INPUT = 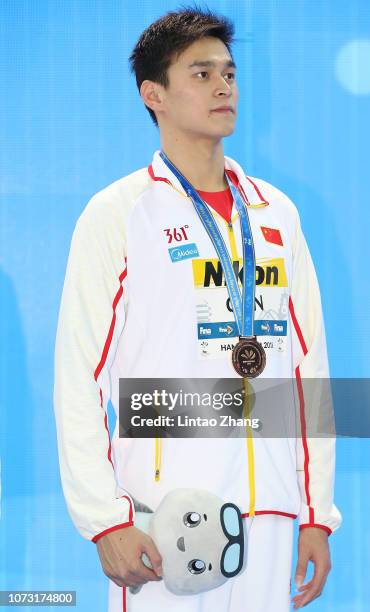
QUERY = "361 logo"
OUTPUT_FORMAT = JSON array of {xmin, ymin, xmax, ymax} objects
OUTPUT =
[{"xmin": 164, "ymin": 225, "xmax": 189, "ymax": 244}]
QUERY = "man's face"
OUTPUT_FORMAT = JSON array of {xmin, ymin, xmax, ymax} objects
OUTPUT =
[{"xmin": 157, "ymin": 36, "xmax": 238, "ymax": 138}]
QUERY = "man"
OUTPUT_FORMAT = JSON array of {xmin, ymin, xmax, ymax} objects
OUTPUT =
[{"xmin": 54, "ymin": 7, "xmax": 341, "ymax": 612}]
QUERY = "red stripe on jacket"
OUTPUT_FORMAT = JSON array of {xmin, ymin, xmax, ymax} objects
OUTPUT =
[
  {"xmin": 245, "ymin": 176, "xmax": 266, "ymax": 202},
  {"xmin": 94, "ymin": 267, "xmax": 127, "ymax": 381},
  {"xmin": 90, "ymin": 265, "xmax": 134, "ymax": 542},
  {"xmin": 289, "ymin": 296, "xmax": 315, "ymax": 524},
  {"xmin": 94, "ymin": 266, "xmax": 127, "ymax": 468},
  {"xmin": 148, "ymin": 164, "xmax": 269, "ymax": 207}
]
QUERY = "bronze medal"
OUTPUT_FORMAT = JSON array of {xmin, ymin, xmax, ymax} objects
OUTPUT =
[{"xmin": 232, "ymin": 337, "xmax": 266, "ymax": 378}]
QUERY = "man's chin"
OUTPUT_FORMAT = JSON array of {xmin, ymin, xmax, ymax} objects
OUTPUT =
[
  {"xmin": 223, "ymin": 124, "xmax": 236, "ymax": 136},
  {"xmin": 214, "ymin": 125, "xmax": 236, "ymax": 139},
  {"xmin": 214, "ymin": 119, "xmax": 237, "ymax": 138},
  {"xmin": 186, "ymin": 123, "xmax": 236, "ymax": 140}
]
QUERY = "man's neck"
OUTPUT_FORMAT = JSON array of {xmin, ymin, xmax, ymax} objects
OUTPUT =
[{"xmin": 160, "ymin": 131, "xmax": 228, "ymax": 192}]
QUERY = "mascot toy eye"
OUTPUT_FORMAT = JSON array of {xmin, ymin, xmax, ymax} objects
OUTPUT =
[
  {"xmin": 130, "ymin": 488, "xmax": 247, "ymax": 597},
  {"xmin": 183, "ymin": 511, "xmax": 202, "ymax": 527}
]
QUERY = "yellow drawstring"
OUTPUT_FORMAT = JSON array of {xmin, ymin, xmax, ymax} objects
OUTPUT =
[
  {"xmin": 154, "ymin": 388, "xmax": 162, "ymax": 481},
  {"xmin": 226, "ymin": 214, "xmax": 239, "ymax": 260},
  {"xmin": 243, "ymin": 378, "xmax": 256, "ymax": 516},
  {"xmin": 155, "ymin": 437, "xmax": 162, "ymax": 481}
]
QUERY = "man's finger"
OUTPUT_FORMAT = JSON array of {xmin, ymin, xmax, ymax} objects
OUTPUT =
[
  {"xmin": 142, "ymin": 539, "xmax": 163, "ymax": 577},
  {"xmin": 293, "ymin": 586, "xmax": 324, "ymax": 609},
  {"xmin": 294, "ymin": 552, "xmax": 309, "ymax": 588},
  {"xmin": 297, "ymin": 579, "xmax": 313, "ymax": 592},
  {"xmin": 130, "ymin": 559, "xmax": 162, "ymax": 583},
  {"xmin": 292, "ymin": 561, "xmax": 330, "ymax": 608}
]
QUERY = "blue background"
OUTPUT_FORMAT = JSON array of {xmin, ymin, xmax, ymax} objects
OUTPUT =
[{"xmin": 1, "ymin": 0, "xmax": 369, "ymax": 610}]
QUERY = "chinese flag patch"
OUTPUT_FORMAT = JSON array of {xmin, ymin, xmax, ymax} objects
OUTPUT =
[{"xmin": 260, "ymin": 226, "xmax": 283, "ymax": 246}]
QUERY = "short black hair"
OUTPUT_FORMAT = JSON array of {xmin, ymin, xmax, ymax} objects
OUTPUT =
[{"xmin": 129, "ymin": 5, "xmax": 235, "ymax": 127}]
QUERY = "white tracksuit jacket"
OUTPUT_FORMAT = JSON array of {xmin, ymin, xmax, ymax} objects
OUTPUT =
[{"xmin": 54, "ymin": 150, "xmax": 341, "ymax": 551}]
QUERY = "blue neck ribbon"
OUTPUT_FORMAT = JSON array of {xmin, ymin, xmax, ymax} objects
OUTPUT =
[{"xmin": 159, "ymin": 151, "xmax": 256, "ymax": 338}]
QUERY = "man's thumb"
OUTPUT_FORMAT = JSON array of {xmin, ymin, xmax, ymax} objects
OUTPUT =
[
  {"xmin": 143, "ymin": 540, "xmax": 163, "ymax": 577},
  {"xmin": 295, "ymin": 557, "xmax": 308, "ymax": 588}
]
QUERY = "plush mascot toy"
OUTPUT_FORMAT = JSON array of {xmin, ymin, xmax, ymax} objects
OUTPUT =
[{"xmin": 130, "ymin": 488, "xmax": 247, "ymax": 597}]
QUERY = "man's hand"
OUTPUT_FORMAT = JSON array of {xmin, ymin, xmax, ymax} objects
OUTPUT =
[
  {"xmin": 292, "ymin": 527, "xmax": 331, "ymax": 609},
  {"xmin": 96, "ymin": 525, "xmax": 163, "ymax": 588}
]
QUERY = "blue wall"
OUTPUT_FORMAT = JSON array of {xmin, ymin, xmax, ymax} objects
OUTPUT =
[{"xmin": 0, "ymin": 1, "xmax": 369, "ymax": 610}]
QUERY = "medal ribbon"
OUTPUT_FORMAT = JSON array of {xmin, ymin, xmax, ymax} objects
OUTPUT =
[{"xmin": 159, "ymin": 151, "xmax": 256, "ymax": 338}]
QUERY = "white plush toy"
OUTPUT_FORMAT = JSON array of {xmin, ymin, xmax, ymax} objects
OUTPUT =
[{"xmin": 130, "ymin": 488, "xmax": 247, "ymax": 597}]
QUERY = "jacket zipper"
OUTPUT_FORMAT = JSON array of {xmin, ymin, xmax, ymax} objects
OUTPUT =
[{"xmin": 154, "ymin": 212, "xmax": 257, "ymax": 516}]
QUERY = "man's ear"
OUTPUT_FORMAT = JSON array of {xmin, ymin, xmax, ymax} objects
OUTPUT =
[{"xmin": 140, "ymin": 80, "xmax": 164, "ymax": 115}]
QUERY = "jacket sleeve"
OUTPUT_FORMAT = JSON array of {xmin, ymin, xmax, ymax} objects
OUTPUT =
[
  {"xmin": 289, "ymin": 209, "xmax": 342, "ymax": 535},
  {"xmin": 53, "ymin": 196, "xmax": 135, "ymax": 542}
]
